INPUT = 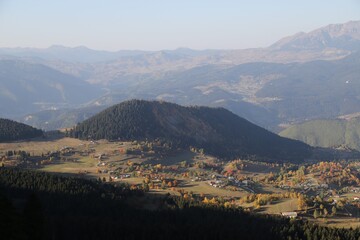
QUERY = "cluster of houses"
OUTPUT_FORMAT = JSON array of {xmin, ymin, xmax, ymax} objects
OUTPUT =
[
  {"xmin": 110, "ymin": 174, "xmax": 131, "ymax": 180},
  {"xmin": 97, "ymin": 161, "xmax": 107, "ymax": 167},
  {"xmin": 281, "ymin": 212, "xmax": 298, "ymax": 219},
  {"xmin": 279, "ymin": 180, "xmax": 329, "ymax": 195},
  {"xmin": 350, "ymin": 187, "xmax": 360, "ymax": 193},
  {"xmin": 209, "ymin": 179, "xmax": 226, "ymax": 188},
  {"xmin": 208, "ymin": 175, "xmax": 254, "ymax": 192}
]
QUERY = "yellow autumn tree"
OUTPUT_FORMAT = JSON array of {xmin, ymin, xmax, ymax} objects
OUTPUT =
[{"xmin": 203, "ymin": 197, "xmax": 210, "ymax": 204}]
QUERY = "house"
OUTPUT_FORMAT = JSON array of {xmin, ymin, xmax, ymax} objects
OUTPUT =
[
  {"xmin": 281, "ymin": 212, "xmax": 297, "ymax": 219},
  {"xmin": 120, "ymin": 174, "xmax": 131, "ymax": 179},
  {"xmin": 242, "ymin": 180, "xmax": 253, "ymax": 186}
]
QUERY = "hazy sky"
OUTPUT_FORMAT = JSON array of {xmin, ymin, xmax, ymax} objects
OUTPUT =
[{"xmin": 0, "ymin": 0, "xmax": 359, "ymax": 51}]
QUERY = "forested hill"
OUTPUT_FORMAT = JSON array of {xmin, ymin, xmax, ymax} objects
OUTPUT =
[
  {"xmin": 280, "ymin": 117, "xmax": 360, "ymax": 151},
  {"xmin": 0, "ymin": 118, "xmax": 43, "ymax": 142},
  {"xmin": 71, "ymin": 100, "xmax": 311, "ymax": 162}
]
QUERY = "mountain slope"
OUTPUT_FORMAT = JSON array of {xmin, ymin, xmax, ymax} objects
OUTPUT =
[
  {"xmin": 18, "ymin": 105, "xmax": 108, "ymax": 131},
  {"xmin": 1, "ymin": 21, "xmax": 359, "ymax": 127},
  {"xmin": 88, "ymin": 51, "xmax": 360, "ymax": 129},
  {"xmin": 17, "ymin": 48, "xmax": 357, "ymax": 131},
  {"xmin": 0, "ymin": 60, "xmax": 103, "ymax": 117},
  {"xmin": 280, "ymin": 117, "xmax": 360, "ymax": 151},
  {"xmin": 72, "ymin": 100, "xmax": 311, "ymax": 162},
  {"xmin": 257, "ymin": 51, "xmax": 360, "ymax": 122},
  {"xmin": 0, "ymin": 118, "xmax": 43, "ymax": 142}
]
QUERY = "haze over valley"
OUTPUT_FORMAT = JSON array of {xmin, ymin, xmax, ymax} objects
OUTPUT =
[
  {"xmin": 1, "ymin": 20, "xmax": 360, "ymax": 133},
  {"xmin": 2, "ymin": 1, "xmax": 360, "ymax": 239}
]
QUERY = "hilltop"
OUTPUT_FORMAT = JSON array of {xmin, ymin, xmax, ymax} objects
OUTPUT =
[
  {"xmin": 0, "ymin": 118, "xmax": 43, "ymax": 142},
  {"xmin": 71, "ymin": 100, "xmax": 311, "ymax": 162}
]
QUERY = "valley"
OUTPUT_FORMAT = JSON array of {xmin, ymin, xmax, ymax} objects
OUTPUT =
[
  {"xmin": 1, "ymin": 11, "xmax": 360, "ymax": 239},
  {"xmin": 2, "ymin": 134, "xmax": 360, "ymax": 228},
  {"xmin": 0, "ymin": 21, "xmax": 359, "ymax": 133}
]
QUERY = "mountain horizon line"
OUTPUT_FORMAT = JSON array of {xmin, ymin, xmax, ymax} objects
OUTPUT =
[{"xmin": 1, "ymin": 20, "xmax": 359, "ymax": 52}]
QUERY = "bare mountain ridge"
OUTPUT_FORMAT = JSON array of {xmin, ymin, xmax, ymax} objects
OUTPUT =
[
  {"xmin": 0, "ymin": 21, "xmax": 359, "ymax": 86},
  {"xmin": 11, "ymin": 50, "xmax": 360, "ymax": 131},
  {"xmin": 87, "ymin": 51, "xmax": 360, "ymax": 130},
  {"xmin": 1, "ymin": 20, "xmax": 360, "ymax": 130},
  {"xmin": 270, "ymin": 21, "xmax": 360, "ymax": 51}
]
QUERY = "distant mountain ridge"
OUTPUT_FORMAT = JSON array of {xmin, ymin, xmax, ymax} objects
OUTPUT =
[
  {"xmin": 71, "ymin": 100, "xmax": 312, "ymax": 162},
  {"xmin": 88, "ymin": 51, "xmax": 360, "ymax": 129},
  {"xmin": 0, "ymin": 45, "xmax": 148, "ymax": 63},
  {"xmin": 0, "ymin": 21, "xmax": 358, "ymax": 85},
  {"xmin": 271, "ymin": 21, "xmax": 360, "ymax": 51},
  {"xmin": 1, "ymin": 21, "xmax": 359, "ymax": 66},
  {"xmin": 13, "ymin": 50, "xmax": 360, "ymax": 131},
  {"xmin": 1, "ymin": 20, "xmax": 360, "ymax": 131}
]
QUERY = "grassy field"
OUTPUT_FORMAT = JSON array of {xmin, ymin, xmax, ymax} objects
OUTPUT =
[
  {"xmin": 0, "ymin": 137, "xmax": 85, "ymax": 156},
  {"xmin": 41, "ymin": 157, "xmax": 97, "ymax": 173},
  {"xmin": 240, "ymin": 161, "xmax": 280, "ymax": 177},
  {"xmin": 310, "ymin": 217, "xmax": 360, "ymax": 229},
  {"xmin": 183, "ymin": 181, "xmax": 246, "ymax": 198},
  {"xmin": 145, "ymin": 151, "xmax": 197, "ymax": 166},
  {"xmin": 118, "ymin": 177, "xmax": 247, "ymax": 198},
  {"xmin": 262, "ymin": 198, "xmax": 298, "ymax": 214}
]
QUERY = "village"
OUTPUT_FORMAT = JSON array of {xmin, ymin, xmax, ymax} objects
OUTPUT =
[{"xmin": 2, "ymin": 137, "xmax": 360, "ymax": 227}]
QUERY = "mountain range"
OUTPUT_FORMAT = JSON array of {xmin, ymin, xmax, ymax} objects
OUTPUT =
[{"xmin": 1, "ymin": 20, "xmax": 360, "ymax": 132}]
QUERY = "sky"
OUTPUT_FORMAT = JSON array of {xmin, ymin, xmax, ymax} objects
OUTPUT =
[{"xmin": 0, "ymin": 0, "xmax": 359, "ymax": 51}]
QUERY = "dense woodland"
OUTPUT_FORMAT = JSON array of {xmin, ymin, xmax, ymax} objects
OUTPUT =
[
  {"xmin": 0, "ymin": 118, "xmax": 43, "ymax": 142},
  {"xmin": 70, "ymin": 100, "xmax": 311, "ymax": 162},
  {"xmin": 1, "ymin": 167, "xmax": 360, "ymax": 240}
]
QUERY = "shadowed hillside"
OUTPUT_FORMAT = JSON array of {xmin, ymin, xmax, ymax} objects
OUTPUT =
[{"xmin": 0, "ymin": 118, "xmax": 43, "ymax": 142}]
